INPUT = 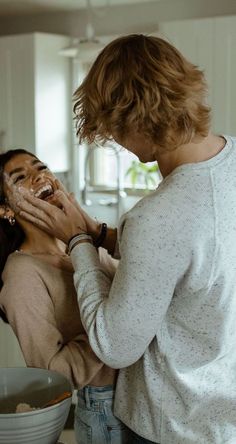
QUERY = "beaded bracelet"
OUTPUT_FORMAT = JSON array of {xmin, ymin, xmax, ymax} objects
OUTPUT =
[{"xmin": 68, "ymin": 233, "xmax": 93, "ymax": 255}]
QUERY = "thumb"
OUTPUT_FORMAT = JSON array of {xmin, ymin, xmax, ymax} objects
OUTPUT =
[
  {"xmin": 68, "ymin": 192, "xmax": 78, "ymax": 205},
  {"xmin": 68, "ymin": 192, "xmax": 82, "ymax": 211},
  {"xmin": 52, "ymin": 190, "xmax": 72, "ymax": 214},
  {"xmin": 55, "ymin": 179, "xmax": 69, "ymax": 196}
]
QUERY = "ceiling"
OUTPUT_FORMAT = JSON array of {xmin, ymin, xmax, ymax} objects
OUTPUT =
[
  {"xmin": 0, "ymin": 0, "xmax": 160, "ymax": 16},
  {"xmin": 1, "ymin": 0, "xmax": 234, "ymax": 41}
]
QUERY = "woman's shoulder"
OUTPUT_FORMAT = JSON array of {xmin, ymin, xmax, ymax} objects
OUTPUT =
[
  {"xmin": 4, "ymin": 250, "xmax": 35, "ymax": 269},
  {"xmin": 2, "ymin": 251, "xmax": 40, "ymax": 280},
  {"xmin": 0, "ymin": 252, "xmax": 46, "ymax": 306},
  {"xmin": 2, "ymin": 251, "xmax": 55, "ymax": 283},
  {"xmin": 4, "ymin": 250, "xmax": 73, "ymax": 274}
]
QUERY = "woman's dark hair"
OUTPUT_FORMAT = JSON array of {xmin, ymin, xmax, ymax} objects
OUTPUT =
[{"xmin": 0, "ymin": 149, "xmax": 36, "ymax": 322}]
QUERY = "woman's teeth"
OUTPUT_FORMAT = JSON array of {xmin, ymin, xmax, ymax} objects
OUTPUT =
[{"xmin": 34, "ymin": 185, "xmax": 53, "ymax": 199}]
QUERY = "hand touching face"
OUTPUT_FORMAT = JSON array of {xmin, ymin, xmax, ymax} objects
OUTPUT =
[
  {"xmin": 3, "ymin": 152, "xmax": 99, "ymax": 244},
  {"xmin": 15, "ymin": 186, "xmax": 88, "ymax": 243}
]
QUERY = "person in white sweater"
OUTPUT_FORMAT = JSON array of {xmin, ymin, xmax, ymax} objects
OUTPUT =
[{"xmin": 14, "ymin": 35, "xmax": 236, "ymax": 444}]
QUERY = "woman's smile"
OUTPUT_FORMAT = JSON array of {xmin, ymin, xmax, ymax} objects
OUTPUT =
[{"xmin": 3, "ymin": 153, "xmax": 57, "ymax": 206}]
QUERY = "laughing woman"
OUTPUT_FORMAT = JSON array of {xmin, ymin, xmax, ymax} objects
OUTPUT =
[{"xmin": 0, "ymin": 148, "xmax": 128, "ymax": 444}]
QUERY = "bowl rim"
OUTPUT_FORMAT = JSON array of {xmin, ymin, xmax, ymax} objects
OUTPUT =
[{"xmin": 0, "ymin": 366, "xmax": 72, "ymax": 416}]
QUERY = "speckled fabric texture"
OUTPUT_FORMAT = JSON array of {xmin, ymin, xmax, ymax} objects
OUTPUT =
[{"xmin": 72, "ymin": 135, "xmax": 236, "ymax": 443}]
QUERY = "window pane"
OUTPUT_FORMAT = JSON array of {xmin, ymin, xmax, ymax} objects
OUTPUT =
[
  {"xmin": 74, "ymin": 63, "xmax": 161, "ymax": 192},
  {"xmin": 91, "ymin": 142, "xmax": 161, "ymax": 190}
]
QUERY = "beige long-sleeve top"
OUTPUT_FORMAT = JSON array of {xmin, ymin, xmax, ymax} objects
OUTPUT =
[{"xmin": 0, "ymin": 250, "xmax": 117, "ymax": 389}]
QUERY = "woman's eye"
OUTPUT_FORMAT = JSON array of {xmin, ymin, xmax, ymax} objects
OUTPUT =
[
  {"xmin": 13, "ymin": 174, "xmax": 26, "ymax": 184},
  {"xmin": 38, "ymin": 165, "xmax": 48, "ymax": 171}
]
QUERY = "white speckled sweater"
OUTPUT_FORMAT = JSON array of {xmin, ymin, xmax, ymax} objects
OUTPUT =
[{"xmin": 71, "ymin": 135, "xmax": 236, "ymax": 444}]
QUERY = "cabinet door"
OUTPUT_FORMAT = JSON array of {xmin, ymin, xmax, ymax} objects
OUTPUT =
[
  {"xmin": 159, "ymin": 16, "xmax": 236, "ymax": 136},
  {"xmin": 34, "ymin": 33, "xmax": 72, "ymax": 172},
  {"xmin": 212, "ymin": 17, "xmax": 236, "ymax": 135},
  {"xmin": 0, "ymin": 34, "xmax": 35, "ymax": 152},
  {"xmin": 0, "ymin": 33, "xmax": 72, "ymax": 172}
]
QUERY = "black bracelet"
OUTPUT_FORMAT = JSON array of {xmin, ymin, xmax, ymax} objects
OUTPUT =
[{"xmin": 93, "ymin": 223, "xmax": 107, "ymax": 248}]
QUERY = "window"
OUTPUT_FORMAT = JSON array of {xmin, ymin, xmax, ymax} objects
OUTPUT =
[
  {"xmin": 90, "ymin": 142, "xmax": 161, "ymax": 191},
  {"xmin": 74, "ymin": 61, "xmax": 161, "ymax": 196}
]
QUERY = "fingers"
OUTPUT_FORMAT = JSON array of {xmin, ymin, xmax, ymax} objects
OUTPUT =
[
  {"xmin": 17, "ymin": 189, "xmax": 64, "ymax": 225},
  {"xmin": 68, "ymin": 192, "xmax": 75, "ymax": 202},
  {"xmin": 54, "ymin": 179, "xmax": 69, "ymax": 196},
  {"xmin": 68, "ymin": 194, "xmax": 98, "ymax": 234},
  {"xmin": 68, "ymin": 192, "xmax": 78, "ymax": 205},
  {"xmin": 19, "ymin": 211, "xmax": 51, "ymax": 232},
  {"xmin": 68, "ymin": 193, "xmax": 90, "ymax": 220},
  {"xmin": 18, "ymin": 189, "xmax": 57, "ymax": 218},
  {"xmin": 7, "ymin": 185, "xmax": 27, "ymax": 215},
  {"xmin": 18, "ymin": 200, "xmax": 55, "ymax": 226},
  {"xmin": 68, "ymin": 192, "xmax": 81, "ymax": 210},
  {"xmin": 51, "ymin": 191, "xmax": 73, "ymax": 214},
  {"xmin": 16, "ymin": 185, "xmax": 88, "ymax": 237},
  {"xmin": 17, "ymin": 199, "xmax": 41, "ymax": 216},
  {"xmin": 56, "ymin": 191, "xmax": 84, "ymax": 217}
]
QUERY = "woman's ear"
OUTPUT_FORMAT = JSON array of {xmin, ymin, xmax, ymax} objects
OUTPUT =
[
  {"xmin": 0, "ymin": 204, "xmax": 15, "ymax": 222},
  {"xmin": 0, "ymin": 206, "xmax": 5, "ymax": 218}
]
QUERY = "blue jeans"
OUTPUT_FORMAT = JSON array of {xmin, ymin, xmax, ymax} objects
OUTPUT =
[{"xmin": 74, "ymin": 385, "xmax": 130, "ymax": 444}]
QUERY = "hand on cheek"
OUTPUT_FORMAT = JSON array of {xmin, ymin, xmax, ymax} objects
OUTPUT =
[
  {"xmin": 6, "ymin": 184, "xmax": 30, "ymax": 215},
  {"xmin": 16, "ymin": 187, "xmax": 88, "ymax": 243}
]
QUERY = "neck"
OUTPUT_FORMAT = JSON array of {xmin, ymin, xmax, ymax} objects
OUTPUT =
[
  {"xmin": 156, "ymin": 133, "xmax": 226, "ymax": 178},
  {"xmin": 19, "ymin": 223, "xmax": 66, "ymax": 255}
]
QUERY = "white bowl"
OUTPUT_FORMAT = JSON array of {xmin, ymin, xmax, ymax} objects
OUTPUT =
[{"xmin": 0, "ymin": 367, "xmax": 72, "ymax": 444}]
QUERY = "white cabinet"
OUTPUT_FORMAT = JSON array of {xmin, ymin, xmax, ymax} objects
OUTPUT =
[
  {"xmin": 0, "ymin": 32, "xmax": 72, "ymax": 368},
  {"xmin": 158, "ymin": 16, "xmax": 236, "ymax": 136},
  {"xmin": 0, "ymin": 321, "xmax": 25, "ymax": 368},
  {"xmin": 210, "ymin": 17, "xmax": 236, "ymax": 135},
  {"xmin": 0, "ymin": 32, "xmax": 72, "ymax": 172}
]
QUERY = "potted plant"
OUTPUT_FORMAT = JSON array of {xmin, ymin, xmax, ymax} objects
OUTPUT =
[{"xmin": 125, "ymin": 160, "xmax": 160, "ymax": 191}]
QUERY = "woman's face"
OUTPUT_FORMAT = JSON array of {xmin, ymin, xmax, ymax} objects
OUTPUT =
[{"xmin": 3, "ymin": 153, "xmax": 57, "ymax": 212}]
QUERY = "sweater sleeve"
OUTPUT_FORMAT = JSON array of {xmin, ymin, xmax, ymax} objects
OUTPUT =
[
  {"xmin": 0, "ymin": 257, "xmax": 103, "ymax": 388},
  {"xmin": 71, "ymin": 202, "xmax": 191, "ymax": 369}
]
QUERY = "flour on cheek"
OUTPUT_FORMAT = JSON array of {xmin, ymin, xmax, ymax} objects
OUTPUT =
[{"xmin": 3, "ymin": 172, "xmax": 33, "ymax": 214}]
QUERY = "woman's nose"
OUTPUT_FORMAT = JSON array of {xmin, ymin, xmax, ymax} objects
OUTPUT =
[{"xmin": 32, "ymin": 171, "xmax": 45, "ymax": 183}]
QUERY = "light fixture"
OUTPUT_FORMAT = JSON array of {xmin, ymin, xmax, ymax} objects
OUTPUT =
[{"xmin": 59, "ymin": 0, "xmax": 108, "ymax": 61}]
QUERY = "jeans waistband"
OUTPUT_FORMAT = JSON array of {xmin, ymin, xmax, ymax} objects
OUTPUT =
[
  {"xmin": 78, "ymin": 385, "xmax": 115, "ymax": 401},
  {"xmin": 77, "ymin": 385, "xmax": 115, "ymax": 411}
]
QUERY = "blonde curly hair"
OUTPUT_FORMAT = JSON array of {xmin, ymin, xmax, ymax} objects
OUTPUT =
[{"xmin": 73, "ymin": 34, "xmax": 211, "ymax": 151}]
